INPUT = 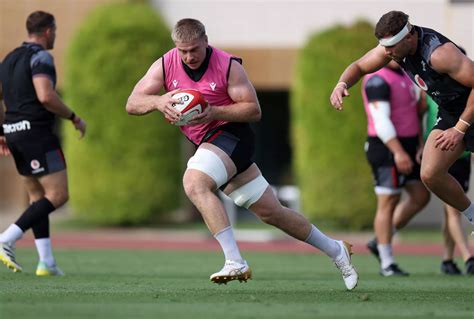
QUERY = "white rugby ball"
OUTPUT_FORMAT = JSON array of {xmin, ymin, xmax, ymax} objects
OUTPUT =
[{"xmin": 171, "ymin": 89, "xmax": 207, "ymax": 126}]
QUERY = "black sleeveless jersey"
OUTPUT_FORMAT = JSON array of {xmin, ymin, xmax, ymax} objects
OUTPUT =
[
  {"xmin": 398, "ymin": 26, "xmax": 470, "ymax": 117},
  {"xmin": 0, "ymin": 42, "xmax": 56, "ymax": 127}
]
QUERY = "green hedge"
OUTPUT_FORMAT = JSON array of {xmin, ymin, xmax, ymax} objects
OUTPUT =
[
  {"xmin": 291, "ymin": 21, "xmax": 377, "ymax": 229},
  {"xmin": 63, "ymin": 3, "xmax": 181, "ymax": 225}
]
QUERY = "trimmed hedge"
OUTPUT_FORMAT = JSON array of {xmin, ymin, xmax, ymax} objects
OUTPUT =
[
  {"xmin": 291, "ymin": 21, "xmax": 377, "ymax": 229},
  {"xmin": 63, "ymin": 3, "xmax": 181, "ymax": 225}
]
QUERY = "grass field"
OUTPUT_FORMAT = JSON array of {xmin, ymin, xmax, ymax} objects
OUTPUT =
[{"xmin": 0, "ymin": 248, "xmax": 473, "ymax": 319}]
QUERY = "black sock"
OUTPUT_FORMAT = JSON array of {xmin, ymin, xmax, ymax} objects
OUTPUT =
[
  {"xmin": 15, "ymin": 198, "xmax": 55, "ymax": 232},
  {"xmin": 32, "ymin": 216, "xmax": 50, "ymax": 239}
]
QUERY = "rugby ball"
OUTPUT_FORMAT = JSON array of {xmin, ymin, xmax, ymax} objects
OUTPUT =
[{"xmin": 171, "ymin": 89, "xmax": 207, "ymax": 126}]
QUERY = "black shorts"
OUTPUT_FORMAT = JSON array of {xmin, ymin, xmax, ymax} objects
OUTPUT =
[
  {"xmin": 449, "ymin": 156, "xmax": 471, "ymax": 193},
  {"xmin": 200, "ymin": 122, "xmax": 255, "ymax": 176},
  {"xmin": 434, "ymin": 107, "xmax": 474, "ymax": 152},
  {"xmin": 365, "ymin": 136, "xmax": 420, "ymax": 191},
  {"xmin": 5, "ymin": 129, "xmax": 66, "ymax": 176}
]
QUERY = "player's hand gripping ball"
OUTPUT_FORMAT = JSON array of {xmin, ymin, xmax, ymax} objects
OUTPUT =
[{"xmin": 171, "ymin": 89, "xmax": 207, "ymax": 126}]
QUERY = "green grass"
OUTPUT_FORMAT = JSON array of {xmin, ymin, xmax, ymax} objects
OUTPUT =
[{"xmin": 0, "ymin": 249, "xmax": 473, "ymax": 319}]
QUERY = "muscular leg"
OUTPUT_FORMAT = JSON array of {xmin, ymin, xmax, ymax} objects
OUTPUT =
[
  {"xmin": 225, "ymin": 164, "xmax": 339, "ymax": 258},
  {"xmin": 442, "ymin": 208, "xmax": 456, "ymax": 261},
  {"xmin": 374, "ymin": 194, "xmax": 400, "ymax": 245},
  {"xmin": 183, "ymin": 143, "xmax": 245, "ymax": 266},
  {"xmin": 224, "ymin": 164, "xmax": 358, "ymax": 289},
  {"xmin": 444, "ymin": 204, "xmax": 472, "ymax": 262},
  {"xmin": 392, "ymin": 181, "xmax": 430, "ymax": 230},
  {"xmin": 0, "ymin": 170, "xmax": 69, "ymax": 272},
  {"xmin": 421, "ymin": 130, "xmax": 468, "ymax": 210}
]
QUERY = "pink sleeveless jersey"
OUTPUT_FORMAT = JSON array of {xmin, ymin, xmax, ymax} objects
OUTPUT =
[
  {"xmin": 362, "ymin": 68, "xmax": 420, "ymax": 137},
  {"xmin": 163, "ymin": 47, "xmax": 236, "ymax": 144}
]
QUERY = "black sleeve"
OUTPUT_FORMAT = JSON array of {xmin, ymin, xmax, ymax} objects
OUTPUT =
[
  {"xmin": 30, "ymin": 51, "xmax": 56, "ymax": 79},
  {"xmin": 364, "ymin": 75, "xmax": 390, "ymax": 102}
]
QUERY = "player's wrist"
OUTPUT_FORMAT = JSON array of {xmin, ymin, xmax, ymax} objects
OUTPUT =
[
  {"xmin": 453, "ymin": 126, "xmax": 466, "ymax": 135},
  {"xmin": 455, "ymin": 118, "xmax": 470, "ymax": 133},
  {"xmin": 335, "ymin": 81, "xmax": 348, "ymax": 89},
  {"xmin": 68, "ymin": 111, "xmax": 76, "ymax": 121}
]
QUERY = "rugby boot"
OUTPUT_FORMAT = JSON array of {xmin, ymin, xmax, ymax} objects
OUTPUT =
[
  {"xmin": 333, "ymin": 240, "xmax": 359, "ymax": 290},
  {"xmin": 440, "ymin": 260, "xmax": 462, "ymax": 275},
  {"xmin": 366, "ymin": 238, "xmax": 380, "ymax": 262},
  {"xmin": 380, "ymin": 263, "xmax": 409, "ymax": 276},
  {"xmin": 36, "ymin": 261, "xmax": 65, "ymax": 276},
  {"xmin": 0, "ymin": 242, "xmax": 22, "ymax": 272},
  {"xmin": 210, "ymin": 260, "xmax": 252, "ymax": 284},
  {"xmin": 465, "ymin": 257, "xmax": 474, "ymax": 275}
]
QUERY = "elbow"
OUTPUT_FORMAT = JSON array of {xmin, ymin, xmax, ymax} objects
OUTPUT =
[
  {"xmin": 249, "ymin": 103, "xmax": 262, "ymax": 122},
  {"xmin": 253, "ymin": 109, "xmax": 262, "ymax": 122},
  {"xmin": 37, "ymin": 92, "xmax": 53, "ymax": 105},
  {"xmin": 125, "ymin": 97, "xmax": 138, "ymax": 115}
]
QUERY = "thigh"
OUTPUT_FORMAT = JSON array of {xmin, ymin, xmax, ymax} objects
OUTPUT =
[
  {"xmin": 38, "ymin": 169, "xmax": 68, "ymax": 195},
  {"xmin": 222, "ymin": 163, "xmax": 261, "ymax": 195},
  {"xmin": 21, "ymin": 175, "xmax": 45, "ymax": 203},
  {"xmin": 422, "ymin": 129, "xmax": 465, "ymax": 174}
]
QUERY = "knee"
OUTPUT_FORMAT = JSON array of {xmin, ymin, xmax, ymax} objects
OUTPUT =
[
  {"xmin": 46, "ymin": 190, "xmax": 69, "ymax": 208},
  {"xmin": 183, "ymin": 174, "xmax": 209, "ymax": 201},
  {"xmin": 254, "ymin": 206, "xmax": 281, "ymax": 226},
  {"xmin": 420, "ymin": 165, "xmax": 440, "ymax": 188}
]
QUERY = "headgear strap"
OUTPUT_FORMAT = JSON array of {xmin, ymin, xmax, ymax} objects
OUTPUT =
[{"xmin": 379, "ymin": 23, "xmax": 410, "ymax": 47}]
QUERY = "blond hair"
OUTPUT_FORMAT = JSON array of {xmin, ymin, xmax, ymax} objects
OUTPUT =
[{"xmin": 171, "ymin": 18, "xmax": 206, "ymax": 42}]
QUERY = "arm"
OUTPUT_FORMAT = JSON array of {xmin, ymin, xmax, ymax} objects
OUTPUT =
[
  {"xmin": 330, "ymin": 46, "xmax": 391, "ymax": 110},
  {"xmin": 126, "ymin": 58, "xmax": 181, "ymax": 122},
  {"xmin": 430, "ymin": 43, "xmax": 474, "ymax": 150},
  {"xmin": 33, "ymin": 76, "xmax": 86, "ymax": 138},
  {"xmin": 187, "ymin": 60, "xmax": 261, "ymax": 125}
]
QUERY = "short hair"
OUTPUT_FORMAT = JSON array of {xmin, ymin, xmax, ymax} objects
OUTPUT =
[
  {"xmin": 375, "ymin": 11, "xmax": 409, "ymax": 39},
  {"xmin": 26, "ymin": 11, "xmax": 55, "ymax": 35},
  {"xmin": 171, "ymin": 18, "xmax": 206, "ymax": 43}
]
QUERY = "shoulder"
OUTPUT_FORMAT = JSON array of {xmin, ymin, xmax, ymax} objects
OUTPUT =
[
  {"xmin": 365, "ymin": 74, "xmax": 390, "ymax": 101},
  {"xmin": 30, "ymin": 50, "xmax": 54, "ymax": 68},
  {"xmin": 366, "ymin": 74, "xmax": 389, "ymax": 89},
  {"xmin": 430, "ymin": 42, "xmax": 463, "ymax": 73}
]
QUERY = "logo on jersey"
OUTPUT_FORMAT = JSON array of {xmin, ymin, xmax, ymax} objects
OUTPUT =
[
  {"xmin": 172, "ymin": 80, "xmax": 178, "ymax": 88},
  {"xmin": 421, "ymin": 60, "xmax": 427, "ymax": 72},
  {"xmin": 414, "ymin": 74, "xmax": 428, "ymax": 91},
  {"xmin": 209, "ymin": 82, "xmax": 216, "ymax": 91}
]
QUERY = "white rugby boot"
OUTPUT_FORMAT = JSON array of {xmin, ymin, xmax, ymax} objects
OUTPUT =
[
  {"xmin": 333, "ymin": 241, "xmax": 358, "ymax": 290},
  {"xmin": 0, "ymin": 242, "xmax": 22, "ymax": 273},
  {"xmin": 210, "ymin": 260, "xmax": 252, "ymax": 284}
]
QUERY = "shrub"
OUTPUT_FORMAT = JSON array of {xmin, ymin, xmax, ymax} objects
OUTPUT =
[
  {"xmin": 63, "ymin": 3, "xmax": 181, "ymax": 225},
  {"xmin": 291, "ymin": 21, "xmax": 377, "ymax": 229}
]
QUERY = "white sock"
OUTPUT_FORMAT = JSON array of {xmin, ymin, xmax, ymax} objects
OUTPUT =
[
  {"xmin": 462, "ymin": 203, "xmax": 474, "ymax": 224},
  {"xmin": 305, "ymin": 224, "xmax": 341, "ymax": 259},
  {"xmin": 378, "ymin": 244, "xmax": 395, "ymax": 269},
  {"xmin": 214, "ymin": 226, "xmax": 243, "ymax": 262},
  {"xmin": 0, "ymin": 224, "xmax": 24, "ymax": 243},
  {"xmin": 35, "ymin": 238, "xmax": 55, "ymax": 267}
]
